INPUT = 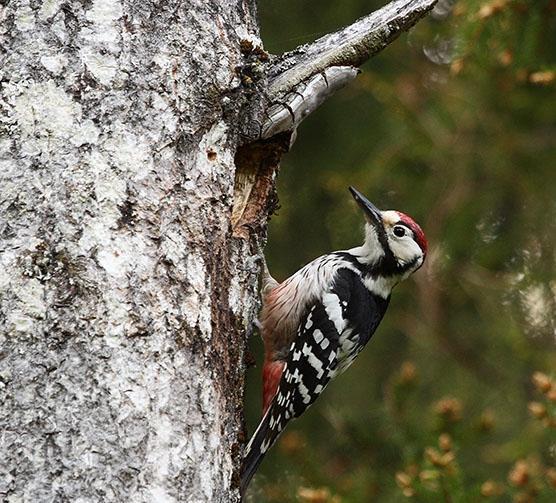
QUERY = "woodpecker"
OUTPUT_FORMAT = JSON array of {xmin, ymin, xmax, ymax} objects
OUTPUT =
[{"xmin": 241, "ymin": 187, "xmax": 427, "ymax": 494}]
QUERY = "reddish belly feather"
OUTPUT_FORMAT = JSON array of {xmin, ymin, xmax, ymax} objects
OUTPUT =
[{"xmin": 262, "ymin": 360, "xmax": 285, "ymax": 415}]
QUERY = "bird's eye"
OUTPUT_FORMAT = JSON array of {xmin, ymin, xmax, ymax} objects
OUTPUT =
[{"xmin": 393, "ymin": 226, "xmax": 406, "ymax": 238}]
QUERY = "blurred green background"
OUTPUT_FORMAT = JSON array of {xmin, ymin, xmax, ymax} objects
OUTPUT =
[{"xmin": 244, "ymin": 1, "xmax": 556, "ymax": 501}]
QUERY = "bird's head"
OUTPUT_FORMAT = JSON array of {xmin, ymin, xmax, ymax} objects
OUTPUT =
[{"xmin": 349, "ymin": 186, "xmax": 427, "ymax": 279}]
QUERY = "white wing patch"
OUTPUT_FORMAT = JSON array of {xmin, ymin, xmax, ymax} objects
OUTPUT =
[
  {"xmin": 313, "ymin": 329, "xmax": 324, "ymax": 344},
  {"xmin": 298, "ymin": 380, "xmax": 312, "ymax": 405},
  {"xmin": 301, "ymin": 342, "xmax": 325, "ymax": 379},
  {"xmin": 260, "ymin": 438, "xmax": 271, "ymax": 453},
  {"xmin": 322, "ymin": 292, "xmax": 346, "ymax": 333}
]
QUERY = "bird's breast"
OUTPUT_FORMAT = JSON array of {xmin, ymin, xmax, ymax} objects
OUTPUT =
[{"xmin": 260, "ymin": 255, "xmax": 360, "ymax": 358}]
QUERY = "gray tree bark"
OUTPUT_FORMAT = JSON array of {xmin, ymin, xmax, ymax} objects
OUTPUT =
[
  {"xmin": 0, "ymin": 1, "xmax": 435, "ymax": 502},
  {"xmin": 1, "ymin": 1, "xmax": 262, "ymax": 501}
]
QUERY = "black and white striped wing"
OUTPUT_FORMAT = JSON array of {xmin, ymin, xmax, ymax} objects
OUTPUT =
[
  {"xmin": 273, "ymin": 296, "xmax": 344, "ymax": 421},
  {"xmin": 241, "ymin": 278, "xmax": 351, "ymax": 493}
]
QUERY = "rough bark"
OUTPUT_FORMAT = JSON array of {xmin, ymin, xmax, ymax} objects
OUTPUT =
[
  {"xmin": 0, "ymin": 1, "xmax": 261, "ymax": 501},
  {"xmin": 0, "ymin": 1, "xmax": 435, "ymax": 501}
]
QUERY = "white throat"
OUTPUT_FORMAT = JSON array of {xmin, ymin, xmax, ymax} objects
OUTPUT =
[
  {"xmin": 344, "ymin": 224, "xmax": 384, "ymax": 265},
  {"xmin": 361, "ymin": 274, "xmax": 398, "ymax": 299}
]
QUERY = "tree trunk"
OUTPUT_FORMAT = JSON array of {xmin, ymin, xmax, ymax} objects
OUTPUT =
[
  {"xmin": 0, "ymin": 1, "xmax": 262, "ymax": 501},
  {"xmin": 0, "ymin": 0, "xmax": 436, "ymax": 501}
]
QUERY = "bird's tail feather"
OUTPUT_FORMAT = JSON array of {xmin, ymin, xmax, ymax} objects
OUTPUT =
[{"xmin": 240, "ymin": 407, "xmax": 282, "ymax": 496}]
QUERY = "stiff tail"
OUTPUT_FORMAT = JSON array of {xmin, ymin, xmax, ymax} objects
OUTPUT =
[{"xmin": 240, "ymin": 406, "xmax": 283, "ymax": 496}]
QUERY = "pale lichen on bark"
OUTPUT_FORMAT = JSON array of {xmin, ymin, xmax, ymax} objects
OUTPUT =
[{"xmin": 1, "ymin": 1, "xmax": 260, "ymax": 501}]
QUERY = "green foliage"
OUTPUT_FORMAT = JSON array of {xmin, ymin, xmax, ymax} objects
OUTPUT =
[{"xmin": 245, "ymin": 1, "xmax": 556, "ymax": 501}]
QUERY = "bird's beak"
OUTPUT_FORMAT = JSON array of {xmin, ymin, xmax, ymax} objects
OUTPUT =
[{"xmin": 349, "ymin": 186, "xmax": 382, "ymax": 228}]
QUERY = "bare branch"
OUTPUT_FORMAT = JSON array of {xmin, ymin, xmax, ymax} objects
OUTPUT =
[
  {"xmin": 268, "ymin": 0, "xmax": 437, "ymax": 99},
  {"xmin": 261, "ymin": 66, "xmax": 359, "ymax": 139},
  {"xmin": 253, "ymin": 0, "xmax": 436, "ymax": 140}
]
